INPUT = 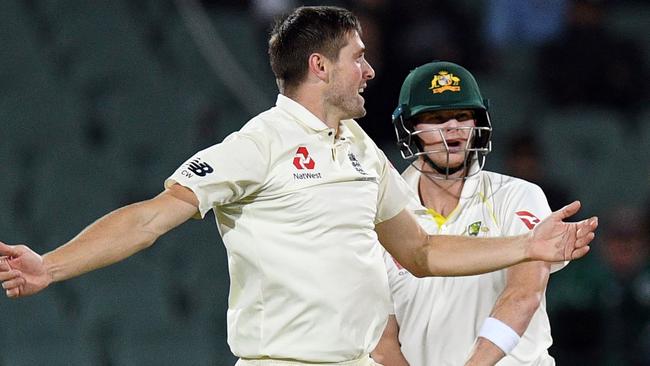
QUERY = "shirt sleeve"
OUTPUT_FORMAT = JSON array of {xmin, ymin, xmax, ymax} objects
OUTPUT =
[
  {"xmin": 164, "ymin": 131, "xmax": 269, "ymax": 218},
  {"xmin": 374, "ymin": 150, "xmax": 413, "ymax": 224},
  {"xmin": 382, "ymin": 248, "xmax": 399, "ymax": 314},
  {"xmin": 499, "ymin": 180, "xmax": 568, "ymax": 273}
]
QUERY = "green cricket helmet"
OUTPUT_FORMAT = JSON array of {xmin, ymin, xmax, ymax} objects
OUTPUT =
[{"xmin": 392, "ymin": 61, "xmax": 492, "ymax": 179}]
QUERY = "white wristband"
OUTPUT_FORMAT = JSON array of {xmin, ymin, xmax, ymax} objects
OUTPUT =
[{"xmin": 478, "ymin": 317, "xmax": 521, "ymax": 354}]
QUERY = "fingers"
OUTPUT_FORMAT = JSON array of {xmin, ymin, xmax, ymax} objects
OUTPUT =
[
  {"xmin": 578, "ymin": 216, "xmax": 599, "ymax": 230},
  {"xmin": 0, "ymin": 256, "xmax": 24, "ymax": 298},
  {"xmin": 575, "ymin": 232, "xmax": 596, "ymax": 250},
  {"xmin": 0, "ymin": 268, "xmax": 21, "ymax": 281},
  {"xmin": 0, "ymin": 264, "xmax": 24, "ymax": 298},
  {"xmin": 2, "ymin": 276, "xmax": 25, "ymax": 290},
  {"xmin": 0, "ymin": 241, "xmax": 19, "ymax": 257},
  {"xmin": 0, "ymin": 256, "xmax": 11, "ymax": 271},
  {"xmin": 557, "ymin": 201, "xmax": 581, "ymax": 220},
  {"xmin": 6, "ymin": 287, "xmax": 21, "ymax": 298},
  {"xmin": 569, "ymin": 217, "xmax": 597, "ymax": 265},
  {"xmin": 575, "ymin": 217, "xmax": 598, "ymax": 247},
  {"xmin": 570, "ymin": 245, "xmax": 591, "ymax": 260}
]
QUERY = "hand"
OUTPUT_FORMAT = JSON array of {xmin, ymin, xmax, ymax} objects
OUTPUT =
[
  {"xmin": 0, "ymin": 241, "xmax": 51, "ymax": 298},
  {"xmin": 526, "ymin": 201, "xmax": 598, "ymax": 262}
]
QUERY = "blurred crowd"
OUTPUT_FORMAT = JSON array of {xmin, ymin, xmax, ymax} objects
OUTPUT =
[{"xmin": 218, "ymin": 0, "xmax": 649, "ymax": 137}]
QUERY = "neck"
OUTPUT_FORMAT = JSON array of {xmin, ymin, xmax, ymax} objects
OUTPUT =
[
  {"xmin": 288, "ymin": 87, "xmax": 342, "ymax": 131},
  {"xmin": 417, "ymin": 161, "xmax": 465, "ymax": 217}
]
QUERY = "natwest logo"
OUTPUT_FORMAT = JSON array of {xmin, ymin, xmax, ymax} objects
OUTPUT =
[{"xmin": 293, "ymin": 146, "xmax": 315, "ymax": 170}]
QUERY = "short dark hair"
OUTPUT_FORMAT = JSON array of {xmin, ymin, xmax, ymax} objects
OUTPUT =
[{"xmin": 268, "ymin": 6, "xmax": 362, "ymax": 94}]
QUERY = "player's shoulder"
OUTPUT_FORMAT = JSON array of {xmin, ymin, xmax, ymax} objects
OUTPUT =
[
  {"xmin": 241, "ymin": 107, "xmax": 282, "ymax": 131},
  {"xmin": 400, "ymin": 164, "xmax": 420, "ymax": 188},
  {"xmin": 234, "ymin": 108, "xmax": 286, "ymax": 142},
  {"xmin": 479, "ymin": 171, "xmax": 545, "ymax": 198},
  {"xmin": 479, "ymin": 171, "xmax": 552, "ymax": 229},
  {"xmin": 480, "ymin": 170, "xmax": 539, "ymax": 188},
  {"xmin": 341, "ymin": 119, "xmax": 377, "ymax": 144}
]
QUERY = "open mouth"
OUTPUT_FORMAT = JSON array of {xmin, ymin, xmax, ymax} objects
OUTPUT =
[{"xmin": 445, "ymin": 139, "xmax": 467, "ymax": 152}]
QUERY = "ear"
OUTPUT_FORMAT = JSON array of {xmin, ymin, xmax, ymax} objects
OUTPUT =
[{"xmin": 307, "ymin": 53, "xmax": 330, "ymax": 83}]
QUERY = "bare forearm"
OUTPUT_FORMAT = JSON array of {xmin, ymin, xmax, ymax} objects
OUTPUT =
[
  {"xmin": 372, "ymin": 315, "xmax": 410, "ymax": 366},
  {"xmin": 465, "ymin": 338, "xmax": 505, "ymax": 366},
  {"xmin": 372, "ymin": 349, "xmax": 410, "ymax": 366},
  {"xmin": 43, "ymin": 201, "xmax": 164, "ymax": 283},
  {"xmin": 0, "ymin": 186, "xmax": 197, "ymax": 298},
  {"xmin": 464, "ymin": 299, "xmax": 537, "ymax": 366},
  {"xmin": 465, "ymin": 262, "xmax": 550, "ymax": 365},
  {"xmin": 377, "ymin": 210, "xmax": 530, "ymax": 277},
  {"xmin": 420, "ymin": 234, "xmax": 528, "ymax": 277},
  {"xmin": 371, "ymin": 336, "xmax": 410, "ymax": 366},
  {"xmin": 490, "ymin": 290, "xmax": 541, "ymax": 335},
  {"xmin": 464, "ymin": 296, "xmax": 537, "ymax": 366},
  {"xmin": 378, "ymin": 205, "xmax": 596, "ymax": 279}
]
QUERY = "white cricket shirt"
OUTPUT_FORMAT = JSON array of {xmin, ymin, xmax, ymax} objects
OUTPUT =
[
  {"xmin": 166, "ymin": 94, "xmax": 411, "ymax": 362},
  {"xmin": 384, "ymin": 164, "xmax": 563, "ymax": 366}
]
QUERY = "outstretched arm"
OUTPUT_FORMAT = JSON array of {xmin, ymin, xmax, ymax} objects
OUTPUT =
[
  {"xmin": 464, "ymin": 261, "xmax": 551, "ymax": 365},
  {"xmin": 371, "ymin": 315, "xmax": 410, "ymax": 366},
  {"xmin": 0, "ymin": 184, "xmax": 199, "ymax": 298},
  {"xmin": 375, "ymin": 201, "xmax": 597, "ymax": 277}
]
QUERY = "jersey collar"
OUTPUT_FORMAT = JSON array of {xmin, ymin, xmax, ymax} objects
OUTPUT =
[
  {"xmin": 276, "ymin": 94, "xmax": 330, "ymax": 132},
  {"xmin": 337, "ymin": 120, "xmax": 356, "ymax": 141},
  {"xmin": 401, "ymin": 163, "xmax": 483, "ymax": 217}
]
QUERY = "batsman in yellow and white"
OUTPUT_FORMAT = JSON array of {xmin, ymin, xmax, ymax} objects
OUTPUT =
[{"xmin": 372, "ymin": 61, "xmax": 566, "ymax": 366}]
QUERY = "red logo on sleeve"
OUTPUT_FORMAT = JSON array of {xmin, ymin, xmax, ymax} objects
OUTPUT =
[
  {"xmin": 516, "ymin": 211, "xmax": 541, "ymax": 230},
  {"xmin": 293, "ymin": 147, "xmax": 315, "ymax": 170},
  {"xmin": 392, "ymin": 256, "xmax": 404, "ymax": 270}
]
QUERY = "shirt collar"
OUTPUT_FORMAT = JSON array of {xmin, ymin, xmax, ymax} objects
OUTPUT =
[
  {"xmin": 276, "ymin": 94, "xmax": 330, "ymax": 132},
  {"xmin": 337, "ymin": 120, "xmax": 357, "ymax": 141},
  {"xmin": 401, "ymin": 162, "xmax": 483, "ymax": 215}
]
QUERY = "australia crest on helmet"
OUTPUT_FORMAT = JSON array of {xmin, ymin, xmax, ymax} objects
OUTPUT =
[{"xmin": 429, "ymin": 70, "xmax": 461, "ymax": 94}]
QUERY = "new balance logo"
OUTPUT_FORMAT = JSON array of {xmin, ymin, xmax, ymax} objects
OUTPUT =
[
  {"xmin": 181, "ymin": 158, "xmax": 214, "ymax": 178},
  {"xmin": 516, "ymin": 211, "xmax": 541, "ymax": 230},
  {"xmin": 293, "ymin": 147, "xmax": 315, "ymax": 170},
  {"xmin": 188, "ymin": 159, "xmax": 214, "ymax": 176}
]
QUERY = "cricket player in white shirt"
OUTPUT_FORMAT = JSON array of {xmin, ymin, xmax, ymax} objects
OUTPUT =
[
  {"xmin": 372, "ymin": 61, "xmax": 563, "ymax": 366},
  {"xmin": 0, "ymin": 8, "xmax": 596, "ymax": 366}
]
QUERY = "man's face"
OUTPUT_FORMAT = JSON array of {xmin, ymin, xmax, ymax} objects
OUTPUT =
[
  {"xmin": 412, "ymin": 109, "xmax": 477, "ymax": 169},
  {"xmin": 324, "ymin": 31, "xmax": 375, "ymax": 120}
]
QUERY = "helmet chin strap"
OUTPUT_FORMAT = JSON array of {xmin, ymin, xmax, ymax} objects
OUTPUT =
[{"xmin": 422, "ymin": 154, "xmax": 467, "ymax": 177}]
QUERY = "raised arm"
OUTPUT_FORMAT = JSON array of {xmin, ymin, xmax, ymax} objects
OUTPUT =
[
  {"xmin": 375, "ymin": 201, "xmax": 597, "ymax": 277},
  {"xmin": 0, "ymin": 184, "xmax": 199, "ymax": 298}
]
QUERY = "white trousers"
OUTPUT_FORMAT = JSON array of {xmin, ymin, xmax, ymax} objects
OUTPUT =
[{"xmin": 235, "ymin": 355, "xmax": 382, "ymax": 366}]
